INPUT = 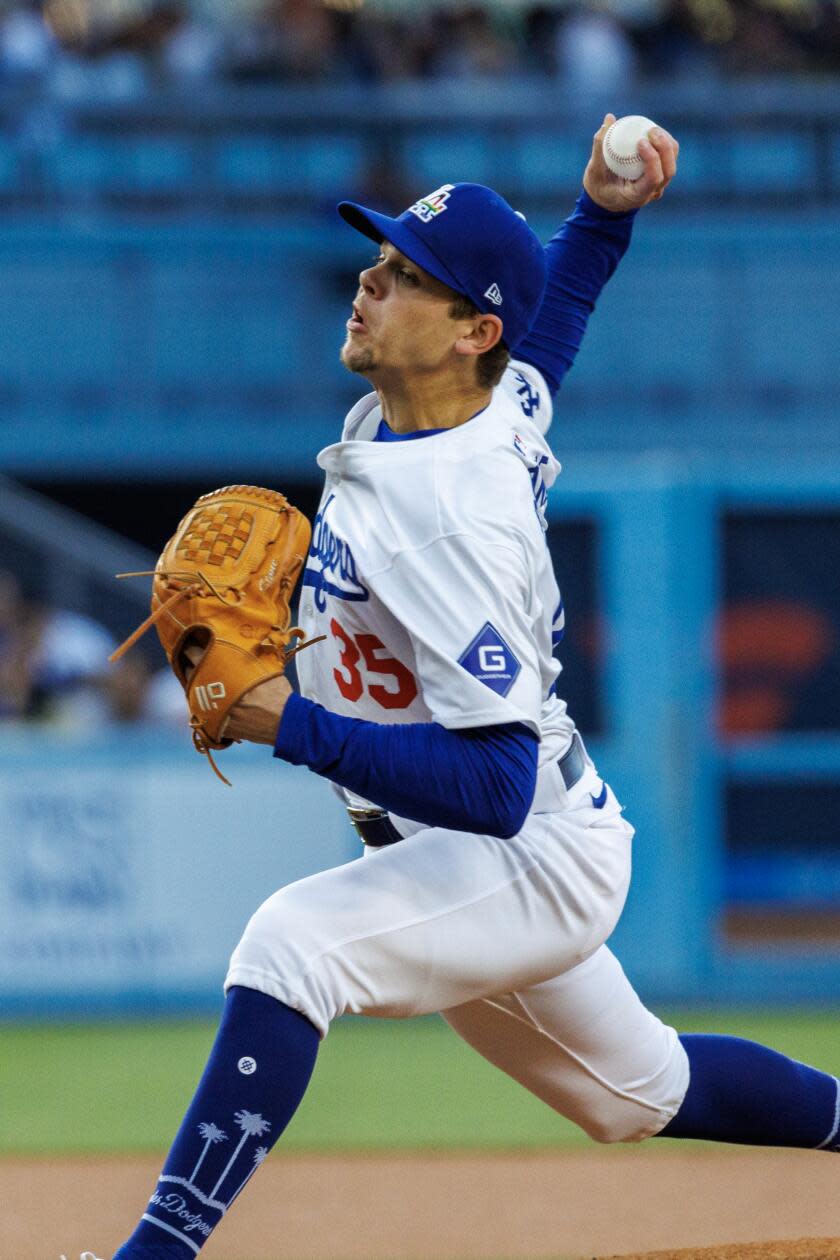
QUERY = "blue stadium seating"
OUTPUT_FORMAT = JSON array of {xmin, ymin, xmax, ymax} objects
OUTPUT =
[
  {"xmin": 217, "ymin": 134, "xmax": 366, "ymax": 195},
  {"xmin": 402, "ymin": 132, "xmax": 495, "ymax": 188},
  {"xmin": 729, "ymin": 131, "xmax": 817, "ymax": 193},
  {"xmin": 0, "ymin": 259, "xmax": 117, "ymax": 386},
  {"xmin": 0, "ymin": 136, "xmax": 18, "ymax": 189},
  {"xmin": 125, "ymin": 138, "xmax": 194, "ymax": 191},
  {"xmin": 0, "ymin": 84, "xmax": 838, "ymax": 474},
  {"xmin": 511, "ymin": 134, "xmax": 588, "ymax": 195}
]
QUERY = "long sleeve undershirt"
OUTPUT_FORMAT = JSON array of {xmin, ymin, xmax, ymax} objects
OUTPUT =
[
  {"xmin": 275, "ymin": 692, "xmax": 539, "ymax": 839},
  {"xmin": 272, "ymin": 191, "xmax": 634, "ymax": 835},
  {"xmin": 515, "ymin": 189, "xmax": 635, "ymax": 396}
]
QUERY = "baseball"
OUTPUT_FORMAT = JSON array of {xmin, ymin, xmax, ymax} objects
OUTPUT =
[{"xmin": 602, "ymin": 114, "xmax": 659, "ymax": 181}]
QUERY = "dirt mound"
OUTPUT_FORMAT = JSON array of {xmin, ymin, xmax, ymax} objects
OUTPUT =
[
  {"xmin": 602, "ymin": 1241, "xmax": 840, "ymax": 1260},
  {"xmin": 10, "ymin": 1150, "xmax": 840, "ymax": 1260}
]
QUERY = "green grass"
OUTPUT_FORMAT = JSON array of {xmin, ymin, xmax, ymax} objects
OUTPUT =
[{"xmin": 2, "ymin": 1008, "xmax": 839, "ymax": 1155}]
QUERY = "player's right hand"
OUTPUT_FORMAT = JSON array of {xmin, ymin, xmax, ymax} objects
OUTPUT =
[{"xmin": 583, "ymin": 113, "xmax": 679, "ymax": 214}]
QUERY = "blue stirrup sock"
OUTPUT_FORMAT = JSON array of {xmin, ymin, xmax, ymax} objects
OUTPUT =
[
  {"xmin": 660, "ymin": 1033, "xmax": 840, "ymax": 1149},
  {"xmin": 113, "ymin": 986, "xmax": 319, "ymax": 1260}
]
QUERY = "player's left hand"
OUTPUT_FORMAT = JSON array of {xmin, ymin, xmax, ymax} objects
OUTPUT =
[
  {"xmin": 583, "ymin": 113, "xmax": 679, "ymax": 214},
  {"xmin": 111, "ymin": 484, "xmax": 316, "ymax": 783},
  {"xmin": 225, "ymin": 674, "xmax": 293, "ymax": 745},
  {"xmin": 182, "ymin": 642, "xmax": 292, "ymax": 745}
]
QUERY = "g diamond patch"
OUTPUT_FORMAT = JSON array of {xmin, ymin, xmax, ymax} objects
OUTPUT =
[{"xmin": 458, "ymin": 622, "xmax": 521, "ymax": 697}]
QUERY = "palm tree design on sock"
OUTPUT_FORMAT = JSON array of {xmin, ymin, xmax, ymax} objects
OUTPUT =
[
  {"xmin": 227, "ymin": 1144, "xmax": 270, "ymax": 1206},
  {"xmin": 189, "ymin": 1122, "xmax": 229, "ymax": 1185},
  {"xmin": 210, "ymin": 1110, "xmax": 271, "ymax": 1201}
]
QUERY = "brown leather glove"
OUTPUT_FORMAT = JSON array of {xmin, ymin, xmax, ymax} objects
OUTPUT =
[{"xmin": 111, "ymin": 485, "xmax": 319, "ymax": 783}]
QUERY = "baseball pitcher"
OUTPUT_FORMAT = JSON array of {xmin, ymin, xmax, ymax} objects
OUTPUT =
[{"xmin": 106, "ymin": 116, "xmax": 840, "ymax": 1260}]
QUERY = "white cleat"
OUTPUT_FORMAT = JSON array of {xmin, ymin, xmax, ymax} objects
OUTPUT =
[{"xmin": 59, "ymin": 1252, "xmax": 105, "ymax": 1260}]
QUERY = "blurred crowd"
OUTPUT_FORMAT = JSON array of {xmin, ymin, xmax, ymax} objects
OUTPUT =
[
  {"xmin": 0, "ymin": 570, "xmax": 186, "ymax": 730},
  {"xmin": 0, "ymin": 0, "xmax": 839, "ymax": 96}
]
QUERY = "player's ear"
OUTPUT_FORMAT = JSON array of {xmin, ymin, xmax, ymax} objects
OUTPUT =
[{"xmin": 454, "ymin": 314, "xmax": 504, "ymax": 358}]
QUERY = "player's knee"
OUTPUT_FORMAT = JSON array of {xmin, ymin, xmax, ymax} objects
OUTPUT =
[
  {"xmin": 580, "ymin": 1103, "xmax": 662, "ymax": 1145},
  {"xmin": 226, "ymin": 888, "xmax": 337, "ymax": 1036},
  {"xmin": 577, "ymin": 1039, "xmax": 690, "ymax": 1145},
  {"xmin": 235, "ymin": 886, "xmax": 316, "ymax": 960}
]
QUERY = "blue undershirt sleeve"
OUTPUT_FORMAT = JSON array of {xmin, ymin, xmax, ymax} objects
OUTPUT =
[
  {"xmin": 274, "ymin": 691, "xmax": 539, "ymax": 839},
  {"xmin": 514, "ymin": 190, "xmax": 636, "ymax": 396}
]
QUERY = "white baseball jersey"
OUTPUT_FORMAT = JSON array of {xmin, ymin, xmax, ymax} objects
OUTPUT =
[{"xmin": 295, "ymin": 358, "xmax": 577, "ymax": 815}]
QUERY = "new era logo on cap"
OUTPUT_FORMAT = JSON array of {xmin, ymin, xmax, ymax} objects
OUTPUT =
[
  {"xmin": 484, "ymin": 283, "xmax": 503, "ymax": 306},
  {"xmin": 407, "ymin": 184, "xmax": 455, "ymax": 223}
]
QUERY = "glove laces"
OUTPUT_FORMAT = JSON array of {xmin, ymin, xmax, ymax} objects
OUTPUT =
[{"xmin": 109, "ymin": 574, "xmax": 201, "ymax": 663}]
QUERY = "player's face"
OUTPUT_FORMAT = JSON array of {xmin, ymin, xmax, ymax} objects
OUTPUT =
[{"xmin": 341, "ymin": 242, "xmax": 466, "ymax": 380}]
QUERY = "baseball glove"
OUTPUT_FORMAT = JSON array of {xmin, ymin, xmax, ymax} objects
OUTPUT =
[{"xmin": 110, "ymin": 485, "xmax": 320, "ymax": 784}]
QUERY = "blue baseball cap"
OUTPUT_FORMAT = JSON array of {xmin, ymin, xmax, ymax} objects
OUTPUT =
[{"xmin": 337, "ymin": 182, "xmax": 546, "ymax": 351}]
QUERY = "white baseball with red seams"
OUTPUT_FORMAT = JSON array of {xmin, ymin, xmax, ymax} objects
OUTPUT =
[{"xmin": 602, "ymin": 115, "xmax": 659, "ymax": 181}]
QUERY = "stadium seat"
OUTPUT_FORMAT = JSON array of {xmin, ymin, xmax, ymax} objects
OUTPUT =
[
  {"xmin": 0, "ymin": 261, "xmax": 117, "ymax": 385},
  {"xmin": 0, "ymin": 136, "xmax": 18, "ymax": 190},
  {"xmin": 51, "ymin": 136, "xmax": 194, "ymax": 196},
  {"xmin": 401, "ymin": 133, "xmax": 494, "ymax": 188},
  {"xmin": 571, "ymin": 250, "xmax": 721, "ymax": 396},
  {"xmin": 511, "ymin": 134, "xmax": 587, "ymax": 195},
  {"xmin": 729, "ymin": 132, "xmax": 816, "ymax": 193},
  {"xmin": 216, "ymin": 134, "xmax": 365, "ymax": 196},
  {"xmin": 738, "ymin": 236, "xmax": 839, "ymax": 390},
  {"xmin": 124, "ymin": 138, "xmax": 194, "ymax": 192},
  {"xmin": 147, "ymin": 257, "xmax": 306, "ymax": 388},
  {"xmin": 50, "ymin": 138, "xmax": 124, "ymax": 191}
]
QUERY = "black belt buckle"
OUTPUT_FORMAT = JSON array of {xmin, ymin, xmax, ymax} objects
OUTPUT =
[
  {"xmin": 347, "ymin": 807, "xmax": 403, "ymax": 847},
  {"xmin": 557, "ymin": 733, "xmax": 586, "ymax": 791}
]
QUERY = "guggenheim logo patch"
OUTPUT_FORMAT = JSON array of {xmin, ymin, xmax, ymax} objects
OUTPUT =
[{"xmin": 458, "ymin": 622, "xmax": 521, "ymax": 697}]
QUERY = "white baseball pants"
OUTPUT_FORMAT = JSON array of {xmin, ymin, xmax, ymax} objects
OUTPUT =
[{"xmin": 225, "ymin": 761, "xmax": 689, "ymax": 1144}]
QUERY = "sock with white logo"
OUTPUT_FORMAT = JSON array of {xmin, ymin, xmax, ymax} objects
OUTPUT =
[
  {"xmin": 113, "ymin": 986, "xmax": 319, "ymax": 1259},
  {"xmin": 660, "ymin": 1033, "xmax": 840, "ymax": 1148}
]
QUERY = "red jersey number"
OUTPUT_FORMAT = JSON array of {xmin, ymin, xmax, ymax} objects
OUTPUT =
[
  {"xmin": 330, "ymin": 617, "xmax": 364, "ymax": 702},
  {"xmin": 330, "ymin": 618, "xmax": 418, "ymax": 710},
  {"xmin": 357, "ymin": 633, "xmax": 418, "ymax": 709}
]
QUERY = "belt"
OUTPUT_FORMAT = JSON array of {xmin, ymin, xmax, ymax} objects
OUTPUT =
[
  {"xmin": 348, "ymin": 732, "xmax": 587, "ymax": 847},
  {"xmin": 347, "ymin": 806, "xmax": 404, "ymax": 847},
  {"xmin": 557, "ymin": 731, "xmax": 587, "ymax": 793}
]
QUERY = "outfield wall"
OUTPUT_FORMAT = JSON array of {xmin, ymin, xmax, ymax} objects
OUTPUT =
[{"xmin": 0, "ymin": 736, "xmax": 355, "ymax": 1016}]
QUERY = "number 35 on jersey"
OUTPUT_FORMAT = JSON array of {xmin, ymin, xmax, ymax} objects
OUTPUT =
[{"xmin": 330, "ymin": 617, "xmax": 418, "ymax": 710}]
